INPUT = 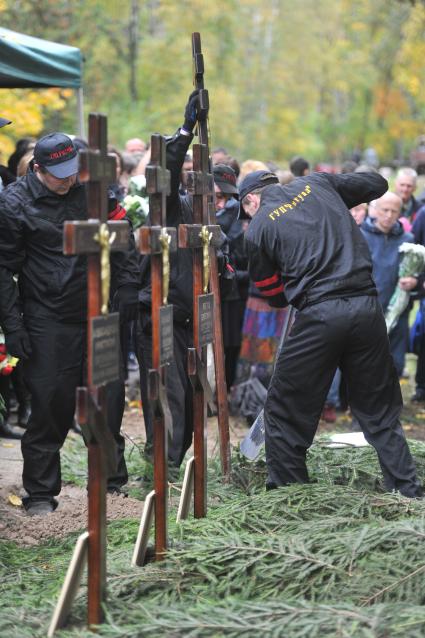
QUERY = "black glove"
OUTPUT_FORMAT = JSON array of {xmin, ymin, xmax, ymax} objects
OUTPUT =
[
  {"xmin": 183, "ymin": 89, "xmax": 208, "ymax": 133},
  {"xmin": 114, "ymin": 285, "xmax": 139, "ymax": 323},
  {"xmin": 5, "ymin": 329, "xmax": 32, "ymax": 360}
]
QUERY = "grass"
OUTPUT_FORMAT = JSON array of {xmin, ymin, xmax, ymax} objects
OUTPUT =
[{"xmin": 2, "ymin": 437, "xmax": 425, "ymax": 637}]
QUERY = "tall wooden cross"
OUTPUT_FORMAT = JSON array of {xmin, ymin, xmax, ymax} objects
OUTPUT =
[
  {"xmin": 63, "ymin": 113, "xmax": 131, "ymax": 626},
  {"xmin": 133, "ymin": 134, "xmax": 175, "ymax": 564},
  {"xmin": 191, "ymin": 32, "xmax": 231, "ymax": 478},
  {"xmin": 179, "ymin": 140, "xmax": 222, "ymax": 518}
]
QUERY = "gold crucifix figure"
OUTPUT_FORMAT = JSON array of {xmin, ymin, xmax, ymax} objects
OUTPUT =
[
  {"xmin": 94, "ymin": 223, "xmax": 116, "ymax": 315},
  {"xmin": 159, "ymin": 227, "xmax": 172, "ymax": 305},
  {"xmin": 199, "ymin": 225, "xmax": 212, "ymax": 293}
]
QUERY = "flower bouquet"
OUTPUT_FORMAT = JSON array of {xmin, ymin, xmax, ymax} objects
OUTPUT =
[
  {"xmin": 385, "ymin": 242, "xmax": 425, "ymax": 333},
  {"xmin": 0, "ymin": 332, "xmax": 18, "ymax": 376},
  {"xmin": 122, "ymin": 174, "xmax": 149, "ymax": 229}
]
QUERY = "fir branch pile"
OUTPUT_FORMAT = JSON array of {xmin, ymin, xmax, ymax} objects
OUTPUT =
[{"xmin": 2, "ymin": 438, "xmax": 425, "ymax": 637}]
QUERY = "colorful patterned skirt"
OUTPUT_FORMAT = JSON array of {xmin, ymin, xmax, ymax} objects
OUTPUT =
[{"xmin": 235, "ymin": 295, "xmax": 288, "ymax": 388}]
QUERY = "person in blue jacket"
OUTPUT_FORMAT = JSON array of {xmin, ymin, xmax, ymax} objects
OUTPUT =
[{"xmin": 361, "ymin": 191, "xmax": 416, "ymax": 377}]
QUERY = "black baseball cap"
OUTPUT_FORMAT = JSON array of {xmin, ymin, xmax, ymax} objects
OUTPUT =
[
  {"xmin": 213, "ymin": 164, "xmax": 238, "ymax": 196},
  {"xmin": 34, "ymin": 132, "xmax": 78, "ymax": 178},
  {"xmin": 238, "ymin": 170, "xmax": 279, "ymax": 218},
  {"xmin": 0, "ymin": 117, "xmax": 12, "ymax": 129}
]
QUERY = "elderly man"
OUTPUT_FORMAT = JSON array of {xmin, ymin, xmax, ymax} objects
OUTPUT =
[
  {"xmin": 395, "ymin": 167, "xmax": 419, "ymax": 226},
  {"xmin": 239, "ymin": 169, "xmax": 422, "ymax": 498},
  {"xmin": 361, "ymin": 192, "xmax": 416, "ymax": 377}
]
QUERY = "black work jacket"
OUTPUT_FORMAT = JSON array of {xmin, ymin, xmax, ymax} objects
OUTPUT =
[
  {"xmin": 216, "ymin": 198, "xmax": 249, "ymax": 302},
  {"xmin": 245, "ymin": 172, "xmax": 388, "ymax": 309},
  {"xmin": 0, "ymin": 171, "xmax": 140, "ymax": 332}
]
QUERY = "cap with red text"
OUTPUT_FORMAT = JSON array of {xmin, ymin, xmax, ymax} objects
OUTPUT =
[
  {"xmin": 213, "ymin": 164, "xmax": 238, "ymax": 196},
  {"xmin": 34, "ymin": 132, "xmax": 78, "ymax": 178}
]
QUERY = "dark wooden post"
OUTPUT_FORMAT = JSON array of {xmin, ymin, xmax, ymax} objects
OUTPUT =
[
  {"xmin": 63, "ymin": 113, "xmax": 130, "ymax": 626},
  {"xmin": 139, "ymin": 134, "xmax": 175, "ymax": 560},
  {"xmin": 191, "ymin": 31, "xmax": 231, "ymax": 478}
]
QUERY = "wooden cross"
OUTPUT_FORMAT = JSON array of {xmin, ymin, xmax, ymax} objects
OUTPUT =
[
  {"xmin": 136, "ymin": 134, "xmax": 175, "ymax": 562},
  {"xmin": 178, "ymin": 141, "xmax": 222, "ymax": 518},
  {"xmin": 62, "ymin": 113, "xmax": 130, "ymax": 626},
  {"xmin": 191, "ymin": 32, "xmax": 231, "ymax": 479}
]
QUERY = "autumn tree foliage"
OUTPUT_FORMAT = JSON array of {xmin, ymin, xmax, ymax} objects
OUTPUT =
[{"xmin": 0, "ymin": 0, "xmax": 424, "ymax": 165}]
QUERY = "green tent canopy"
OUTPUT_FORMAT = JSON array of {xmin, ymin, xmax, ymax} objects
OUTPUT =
[
  {"xmin": 0, "ymin": 27, "xmax": 82, "ymax": 88},
  {"xmin": 0, "ymin": 28, "xmax": 84, "ymax": 134}
]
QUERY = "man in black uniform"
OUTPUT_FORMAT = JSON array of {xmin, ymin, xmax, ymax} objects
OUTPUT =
[
  {"xmin": 137, "ymin": 92, "xmax": 233, "ymax": 476},
  {"xmin": 0, "ymin": 133, "xmax": 140, "ymax": 514},
  {"xmin": 239, "ymin": 169, "xmax": 422, "ymax": 498},
  {"xmin": 214, "ymin": 165, "xmax": 249, "ymax": 389}
]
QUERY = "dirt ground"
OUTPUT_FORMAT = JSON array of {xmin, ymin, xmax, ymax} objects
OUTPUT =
[
  {"xmin": 1, "ymin": 352, "xmax": 424, "ymax": 547},
  {"xmin": 0, "ymin": 395, "xmax": 248, "ymax": 547}
]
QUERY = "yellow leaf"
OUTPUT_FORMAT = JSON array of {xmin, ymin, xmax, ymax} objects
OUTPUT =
[{"xmin": 8, "ymin": 494, "xmax": 22, "ymax": 507}]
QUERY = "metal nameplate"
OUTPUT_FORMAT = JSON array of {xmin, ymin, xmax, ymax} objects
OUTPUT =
[
  {"xmin": 90, "ymin": 313, "xmax": 120, "ymax": 386},
  {"xmin": 197, "ymin": 293, "xmax": 214, "ymax": 347},
  {"xmin": 159, "ymin": 305, "xmax": 174, "ymax": 365}
]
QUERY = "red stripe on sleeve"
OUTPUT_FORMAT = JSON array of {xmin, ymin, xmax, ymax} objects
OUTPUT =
[
  {"xmin": 260, "ymin": 284, "xmax": 284, "ymax": 296},
  {"xmin": 255, "ymin": 272, "xmax": 280, "ymax": 288},
  {"xmin": 108, "ymin": 204, "xmax": 127, "ymax": 220}
]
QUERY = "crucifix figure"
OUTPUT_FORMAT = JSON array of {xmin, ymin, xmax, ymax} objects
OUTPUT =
[{"xmin": 62, "ymin": 113, "xmax": 131, "ymax": 626}]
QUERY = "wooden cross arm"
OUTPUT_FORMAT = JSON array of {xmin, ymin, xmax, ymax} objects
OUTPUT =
[
  {"xmin": 148, "ymin": 369, "xmax": 173, "ymax": 435},
  {"xmin": 178, "ymin": 224, "xmax": 222, "ymax": 249},
  {"xmin": 186, "ymin": 170, "xmax": 213, "ymax": 196},
  {"xmin": 76, "ymin": 387, "xmax": 118, "ymax": 475},
  {"xmin": 146, "ymin": 165, "xmax": 171, "ymax": 197},
  {"xmin": 139, "ymin": 226, "xmax": 177, "ymax": 255},
  {"xmin": 79, "ymin": 149, "xmax": 116, "ymax": 185},
  {"xmin": 63, "ymin": 220, "xmax": 130, "ymax": 255},
  {"xmin": 187, "ymin": 348, "xmax": 215, "ymax": 409}
]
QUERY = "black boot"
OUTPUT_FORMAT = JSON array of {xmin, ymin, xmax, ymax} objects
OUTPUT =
[
  {"xmin": 17, "ymin": 402, "xmax": 31, "ymax": 428},
  {"xmin": 0, "ymin": 421, "xmax": 23, "ymax": 439}
]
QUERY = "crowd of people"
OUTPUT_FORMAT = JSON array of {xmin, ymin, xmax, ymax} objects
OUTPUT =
[{"xmin": 1, "ymin": 94, "xmax": 425, "ymax": 515}]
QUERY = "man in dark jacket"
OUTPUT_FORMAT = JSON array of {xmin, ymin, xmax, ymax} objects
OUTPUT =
[
  {"xmin": 214, "ymin": 164, "xmax": 249, "ymax": 389},
  {"xmin": 137, "ymin": 92, "xmax": 233, "ymax": 475},
  {"xmin": 239, "ymin": 169, "xmax": 422, "ymax": 498},
  {"xmin": 0, "ymin": 133, "xmax": 140, "ymax": 514}
]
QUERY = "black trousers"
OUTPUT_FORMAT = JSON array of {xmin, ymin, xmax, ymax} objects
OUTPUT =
[
  {"xmin": 137, "ymin": 315, "xmax": 193, "ymax": 467},
  {"xmin": 22, "ymin": 318, "xmax": 127, "ymax": 501},
  {"xmin": 264, "ymin": 296, "xmax": 422, "ymax": 498}
]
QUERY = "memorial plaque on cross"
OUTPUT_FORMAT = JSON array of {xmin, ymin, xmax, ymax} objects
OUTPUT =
[
  {"xmin": 62, "ymin": 113, "xmax": 130, "ymax": 626},
  {"xmin": 192, "ymin": 31, "xmax": 231, "ymax": 480},
  {"xmin": 134, "ymin": 133, "xmax": 175, "ymax": 564}
]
